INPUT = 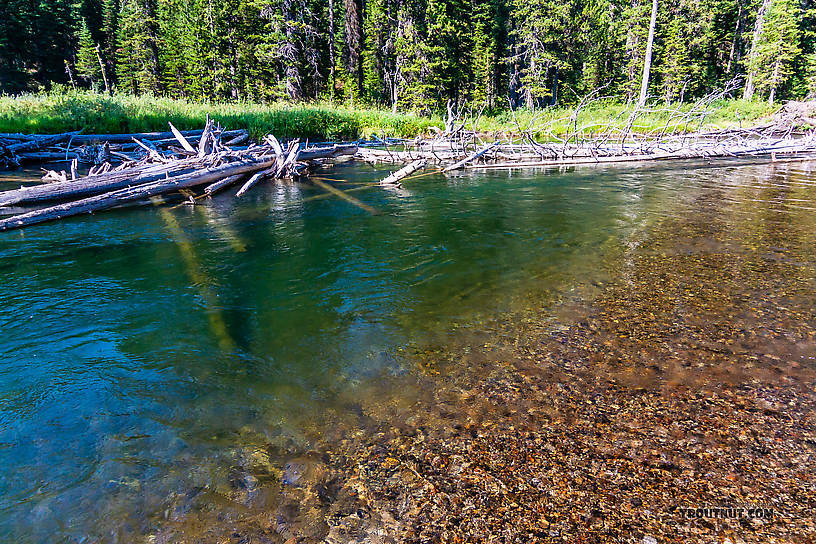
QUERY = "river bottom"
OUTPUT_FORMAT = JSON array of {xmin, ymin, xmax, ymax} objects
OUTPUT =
[{"xmin": 139, "ymin": 167, "xmax": 816, "ymax": 544}]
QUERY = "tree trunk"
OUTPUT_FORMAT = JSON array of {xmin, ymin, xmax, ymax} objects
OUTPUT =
[
  {"xmin": 344, "ymin": 0, "xmax": 364, "ymax": 98},
  {"xmin": 638, "ymin": 0, "xmax": 658, "ymax": 107},
  {"xmin": 726, "ymin": 0, "xmax": 744, "ymax": 74},
  {"xmin": 743, "ymin": 0, "xmax": 774, "ymax": 100},
  {"xmin": 144, "ymin": 0, "xmax": 162, "ymax": 94},
  {"xmin": 768, "ymin": 59, "xmax": 780, "ymax": 104},
  {"xmin": 329, "ymin": 0, "xmax": 335, "ymax": 101},
  {"xmin": 0, "ymin": 159, "xmax": 278, "ymax": 232},
  {"xmin": 95, "ymin": 44, "xmax": 111, "ymax": 94}
]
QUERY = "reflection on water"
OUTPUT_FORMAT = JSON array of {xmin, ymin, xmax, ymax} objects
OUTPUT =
[{"xmin": 0, "ymin": 159, "xmax": 815, "ymax": 542}]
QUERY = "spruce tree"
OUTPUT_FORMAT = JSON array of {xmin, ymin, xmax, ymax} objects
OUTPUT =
[
  {"xmin": 76, "ymin": 19, "xmax": 101, "ymax": 89},
  {"xmin": 749, "ymin": 0, "xmax": 801, "ymax": 103}
]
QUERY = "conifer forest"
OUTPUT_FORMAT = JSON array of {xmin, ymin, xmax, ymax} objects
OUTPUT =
[{"xmin": 1, "ymin": 0, "xmax": 814, "ymax": 110}]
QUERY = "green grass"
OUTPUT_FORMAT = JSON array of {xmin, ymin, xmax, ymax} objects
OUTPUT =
[
  {"xmin": 0, "ymin": 91, "xmax": 779, "ymax": 142},
  {"xmin": 0, "ymin": 91, "xmax": 442, "ymax": 140},
  {"xmin": 475, "ymin": 99, "xmax": 778, "ymax": 139}
]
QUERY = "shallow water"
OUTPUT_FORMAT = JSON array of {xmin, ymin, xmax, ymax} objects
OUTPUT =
[{"xmin": 0, "ymin": 159, "xmax": 815, "ymax": 542}]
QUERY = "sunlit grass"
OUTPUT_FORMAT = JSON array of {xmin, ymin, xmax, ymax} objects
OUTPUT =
[
  {"xmin": 0, "ymin": 91, "xmax": 443, "ymax": 140},
  {"xmin": 0, "ymin": 91, "xmax": 778, "ymax": 141},
  {"xmin": 475, "ymin": 99, "xmax": 777, "ymax": 138}
]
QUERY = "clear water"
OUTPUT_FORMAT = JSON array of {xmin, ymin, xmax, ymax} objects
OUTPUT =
[{"xmin": 0, "ymin": 160, "xmax": 814, "ymax": 542}]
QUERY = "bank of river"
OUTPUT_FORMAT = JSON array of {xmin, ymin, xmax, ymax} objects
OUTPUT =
[{"xmin": 0, "ymin": 160, "xmax": 814, "ymax": 542}]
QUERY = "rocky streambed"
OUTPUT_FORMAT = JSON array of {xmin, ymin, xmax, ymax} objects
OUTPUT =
[{"xmin": 148, "ymin": 168, "xmax": 816, "ymax": 544}]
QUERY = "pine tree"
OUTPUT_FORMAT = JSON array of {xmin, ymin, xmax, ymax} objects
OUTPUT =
[
  {"xmin": 749, "ymin": 0, "xmax": 801, "ymax": 103},
  {"xmin": 76, "ymin": 19, "xmax": 102, "ymax": 89},
  {"xmin": 472, "ymin": 0, "xmax": 509, "ymax": 108},
  {"xmin": 117, "ymin": 0, "xmax": 162, "ymax": 94},
  {"xmin": 511, "ymin": 0, "xmax": 579, "ymax": 107}
]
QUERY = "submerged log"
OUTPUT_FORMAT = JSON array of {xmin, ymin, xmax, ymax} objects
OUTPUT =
[
  {"xmin": 310, "ymin": 178, "xmax": 378, "ymax": 214},
  {"xmin": 0, "ymin": 158, "xmax": 277, "ymax": 231}
]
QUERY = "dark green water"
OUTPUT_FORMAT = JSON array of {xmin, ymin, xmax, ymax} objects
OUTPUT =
[{"xmin": 0, "ymin": 160, "xmax": 814, "ymax": 542}]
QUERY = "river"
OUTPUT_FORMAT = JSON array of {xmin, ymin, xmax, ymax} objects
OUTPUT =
[{"xmin": 0, "ymin": 159, "xmax": 814, "ymax": 542}]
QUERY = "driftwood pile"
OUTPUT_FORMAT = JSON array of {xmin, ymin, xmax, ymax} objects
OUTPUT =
[
  {"xmin": 0, "ymin": 127, "xmax": 250, "ymax": 169},
  {"xmin": 0, "ymin": 120, "xmax": 356, "ymax": 231},
  {"xmin": 360, "ymin": 84, "xmax": 816, "ymax": 172}
]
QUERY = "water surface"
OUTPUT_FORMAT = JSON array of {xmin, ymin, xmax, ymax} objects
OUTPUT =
[{"xmin": 0, "ymin": 159, "xmax": 814, "ymax": 541}]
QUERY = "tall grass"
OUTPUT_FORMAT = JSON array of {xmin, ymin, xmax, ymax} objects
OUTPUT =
[
  {"xmin": 475, "ymin": 99, "xmax": 777, "ymax": 137},
  {"xmin": 0, "ymin": 91, "xmax": 442, "ymax": 140},
  {"xmin": 0, "ymin": 91, "xmax": 778, "ymax": 141}
]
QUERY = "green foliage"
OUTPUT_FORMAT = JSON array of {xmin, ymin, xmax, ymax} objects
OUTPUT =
[
  {"xmin": 748, "ymin": 0, "xmax": 801, "ymax": 102},
  {"xmin": 76, "ymin": 20, "xmax": 102, "ymax": 88},
  {"xmin": 1, "ymin": 0, "xmax": 815, "ymax": 109}
]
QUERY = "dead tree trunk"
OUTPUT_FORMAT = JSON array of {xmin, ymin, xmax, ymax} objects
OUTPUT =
[
  {"xmin": 768, "ymin": 59, "xmax": 780, "ymax": 105},
  {"xmin": 329, "ymin": 0, "xmax": 336, "ymax": 101},
  {"xmin": 0, "ymin": 159, "xmax": 277, "ymax": 231},
  {"xmin": 743, "ymin": 0, "xmax": 774, "ymax": 100},
  {"xmin": 638, "ymin": 0, "xmax": 658, "ymax": 107},
  {"xmin": 95, "ymin": 45, "xmax": 111, "ymax": 94},
  {"xmin": 726, "ymin": 0, "xmax": 744, "ymax": 74}
]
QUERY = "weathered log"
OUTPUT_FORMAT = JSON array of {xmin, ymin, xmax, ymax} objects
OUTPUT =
[
  {"xmin": 0, "ymin": 158, "xmax": 277, "ymax": 231},
  {"xmin": 116, "ymin": 130, "xmax": 247, "ymax": 149},
  {"xmin": 69, "ymin": 129, "xmax": 205, "ymax": 145},
  {"xmin": 236, "ymin": 167, "xmax": 277, "ymax": 197},
  {"xmin": 204, "ymin": 173, "xmax": 247, "ymax": 195},
  {"xmin": 380, "ymin": 159, "xmax": 426, "ymax": 185},
  {"xmin": 198, "ymin": 118, "xmax": 212, "ymax": 157},
  {"xmin": 225, "ymin": 133, "xmax": 249, "ymax": 146},
  {"xmin": 442, "ymin": 141, "xmax": 499, "ymax": 172},
  {"xmin": 6, "ymin": 132, "xmax": 82, "ymax": 154},
  {"xmin": 298, "ymin": 143, "xmax": 358, "ymax": 161},
  {"xmin": 0, "ymin": 158, "xmax": 203, "ymax": 207},
  {"xmin": 0, "ymin": 133, "xmax": 37, "ymax": 141},
  {"xmin": 17, "ymin": 152, "xmax": 80, "ymax": 162},
  {"xmin": 169, "ymin": 122, "xmax": 196, "ymax": 153}
]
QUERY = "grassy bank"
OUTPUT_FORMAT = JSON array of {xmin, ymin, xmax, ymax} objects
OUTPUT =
[
  {"xmin": 0, "ymin": 91, "xmax": 777, "ymax": 141},
  {"xmin": 478, "ymin": 98, "xmax": 777, "ymax": 137},
  {"xmin": 0, "ymin": 92, "xmax": 442, "ymax": 140}
]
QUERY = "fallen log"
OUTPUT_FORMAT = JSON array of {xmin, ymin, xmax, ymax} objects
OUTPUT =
[
  {"xmin": 236, "ymin": 167, "xmax": 277, "ymax": 197},
  {"xmin": 380, "ymin": 159, "xmax": 426, "ymax": 186},
  {"xmin": 0, "ymin": 158, "xmax": 203, "ymax": 207},
  {"xmin": 0, "ymin": 158, "xmax": 277, "ymax": 231},
  {"xmin": 69, "ymin": 129, "xmax": 205, "ymax": 145},
  {"xmin": 442, "ymin": 141, "xmax": 499, "ymax": 172},
  {"xmin": 17, "ymin": 151, "xmax": 80, "ymax": 162},
  {"xmin": 115, "ymin": 130, "xmax": 247, "ymax": 149},
  {"xmin": 204, "ymin": 173, "xmax": 247, "ymax": 195},
  {"xmin": 298, "ymin": 143, "xmax": 358, "ymax": 161},
  {"xmin": 5, "ymin": 132, "xmax": 82, "ymax": 154},
  {"xmin": 0, "ymin": 133, "xmax": 37, "ymax": 141}
]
